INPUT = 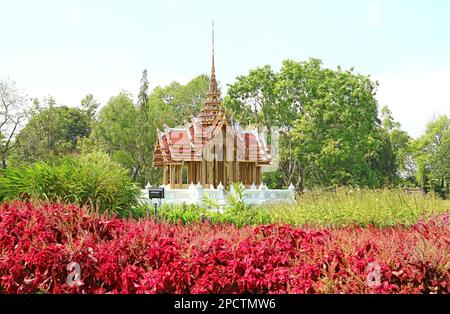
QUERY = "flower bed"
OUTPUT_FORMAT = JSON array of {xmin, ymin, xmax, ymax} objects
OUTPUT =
[{"xmin": 0, "ymin": 202, "xmax": 449, "ymax": 293}]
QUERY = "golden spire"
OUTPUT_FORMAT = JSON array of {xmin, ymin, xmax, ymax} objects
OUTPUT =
[
  {"xmin": 212, "ymin": 20, "xmax": 215, "ymax": 76},
  {"xmin": 199, "ymin": 21, "xmax": 225, "ymax": 126},
  {"xmin": 208, "ymin": 20, "xmax": 219, "ymax": 97}
]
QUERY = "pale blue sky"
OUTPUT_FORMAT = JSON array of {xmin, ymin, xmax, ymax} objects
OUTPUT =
[{"xmin": 1, "ymin": 0, "xmax": 449, "ymax": 137}]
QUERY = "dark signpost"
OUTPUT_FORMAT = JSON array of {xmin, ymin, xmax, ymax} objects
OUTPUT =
[{"xmin": 148, "ymin": 187, "xmax": 164, "ymax": 223}]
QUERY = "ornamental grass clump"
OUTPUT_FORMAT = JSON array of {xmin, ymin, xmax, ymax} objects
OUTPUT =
[{"xmin": 0, "ymin": 152, "xmax": 140, "ymax": 215}]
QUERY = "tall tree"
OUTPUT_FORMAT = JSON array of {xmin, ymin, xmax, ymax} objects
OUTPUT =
[
  {"xmin": 80, "ymin": 94, "xmax": 100, "ymax": 121},
  {"xmin": 224, "ymin": 63, "xmax": 296, "ymax": 189},
  {"xmin": 0, "ymin": 79, "xmax": 27, "ymax": 168},
  {"xmin": 135, "ymin": 69, "xmax": 153, "ymax": 185},
  {"xmin": 275, "ymin": 59, "xmax": 330, "ymax": 190},
  {"xmin": 91, "ymin": 92, "xmax": 139, "ymax": 178},
  {"xmin": 225, "ymin": 65, "xmax": 278, "ymax": 131},
  {"xmin": 414, "ymin": 115, "xmax": 450, "ymax": 196},
  {"xmin": 430, "ymin": 126, "xmax": 450, "ymax": 197},
  {"xmin": 226, "ymin": 58, "xmax": 388, "ymax": 190},
  {"xmin": 292, "ymin": 66, "xmax": 383, "ymax": 188},
  {"xmin": 152, "ymin": 74, "xmax": 209, "ymax": 125},
  {"xmin": 378, "ymin": 106, "xmax": 413, "ymax": 185},
  {"xmin": 179, "ymin": 74, "xmax": 210, "ymax": 117},
  {"xmin": 13, "ymin": 97, "xmax": 91, "ymax": 163},
  {"xmin": 138, "ymin": 69, "xmax": 149, "ymax": 111}
]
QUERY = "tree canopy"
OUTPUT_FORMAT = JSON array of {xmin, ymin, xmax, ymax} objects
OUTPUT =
[
  {"xmin": 12, "ymin": 97, "xmax": 92, "ymax": 164},
  {"xmin": 0, "ymin": 79, "xmax": 27, "ymax": 168},
  {"xmin": 225, "ymin": 58, "xmax": 415, "ymax": 190},
  {"xmin": 414, "ymin": 115, "xmax": 450, "ymax": 196}
]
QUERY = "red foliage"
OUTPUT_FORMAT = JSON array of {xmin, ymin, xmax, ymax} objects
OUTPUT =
[{"xmin": 0, "ymin": 201, "xmax": 449, "ymax": 294}]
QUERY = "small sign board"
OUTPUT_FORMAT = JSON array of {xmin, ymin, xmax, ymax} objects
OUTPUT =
[{"xmin": 148, "ymin": 188, "xmax": 165, "ymax": 200}]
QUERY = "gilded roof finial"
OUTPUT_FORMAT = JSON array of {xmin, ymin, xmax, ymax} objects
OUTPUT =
[
  {"xmin": 199, "ymin": 21, "xmax": 225, "ymax": 126},
  {"xmin": 212, "ymin": 20, "xmax": 215, "ymax": 77},
  {"xmin": 208, "ymin": 20, "xmax": 219, "ymax": 96}
]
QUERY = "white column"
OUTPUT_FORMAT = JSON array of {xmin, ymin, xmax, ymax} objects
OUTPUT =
[
  {"xmin": 288, "ymin": 183, "xmax": 295, "ymax": 202},
  {"xmin": 195, "ymin": 182, "xmax": 203, "ymax": 204},
  {"xmin": 217, "ymin": 181, "xmax": 225, "ymax": 213},
  {"xmin": 259, "ymin": 182, "xmax": 268, "ymax": 204}
]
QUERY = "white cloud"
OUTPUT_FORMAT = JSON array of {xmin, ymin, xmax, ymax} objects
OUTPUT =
[
  {"xmin": 375, "ymin": 71, "xmax": 450, "ymax": 138},
  {"xmin": 367, "ymin": 0, "xmax": 382, "ymax": 28}
]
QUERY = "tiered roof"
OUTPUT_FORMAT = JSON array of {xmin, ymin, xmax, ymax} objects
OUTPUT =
[
  {"xmin": 152, "ymin": 23, "xmax": 271, "ymax": 167},
  {"xmin": 152, "ymin": 116, "xmax": 271, "ymax": 166}
]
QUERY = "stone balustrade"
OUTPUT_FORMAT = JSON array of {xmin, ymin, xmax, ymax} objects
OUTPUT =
[{"xmin": 140, "ymin": 182, "xmax": 296, "ymax": 208}]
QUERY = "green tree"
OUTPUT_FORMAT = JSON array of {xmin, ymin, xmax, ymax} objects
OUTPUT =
[
  {"xmin": 13, "ymin": 97, "xmax": 91, "ymax": 163},
  {"xmin": 276, "ymin": 59, "xmax": 334, "ymax": 190},
  {"xmin": 151, "ymin": 74, "xmax": 209, "ymax": 125},
  {"xmin": 135, "ymin": 69, "xmax": 153, "ymax": 185},
  {"xmin": 414, "ymin": 115, "xmax": 450, "ymax": 196},
  {"xmin": 292, "ymin": 66, "xmax": 382, "ymax": 188},
  {"xmin": 224, "ymin": 62, "xmax": 304, "ymax": 189},
  {"xmin": 378, "ymin": 106, "xmax": 413, "ymax": 185},
  {"xmin": 226, "ymin": 58, "xmax": 388, "ymax": 190},
  {"xmin": 90, "ymin": 92, "xmax": 139, "ymax": 178},
  {"xmin": 80, "ymin": 94, "xmax": 100, "ymax": 121},
  {"xmin": 176, "ymin": 74, "xmax": 210, "ymax": 119},
  {"xmin": 431, "ymin": 128, "xmax": 450, "ymax": 196},
  {"xmin": 0, "ymin": 79, "xmax": 28, "ymax": 168},
  {"xmin": 225, "ymin": 66, "xmax": 279, "ymax": 131}
]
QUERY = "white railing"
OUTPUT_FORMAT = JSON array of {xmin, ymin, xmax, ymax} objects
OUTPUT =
[
  {"xmin": 241, "ymin": 183, "xmax": 295, "ymax": 205},
  {"xmin": 140, "ymin": 182, "xmax": 295, "ymax": 208},
  {"xmin": 164, "ymin": 189, "xmax": 196, "ymax": 204}
]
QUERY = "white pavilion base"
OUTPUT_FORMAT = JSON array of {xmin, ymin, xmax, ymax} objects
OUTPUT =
[{"xmin": 140, "ymin": 182, "xmax": 296, "ymax": 207}]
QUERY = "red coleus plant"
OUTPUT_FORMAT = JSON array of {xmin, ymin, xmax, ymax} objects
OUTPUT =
[{"xmin": 0, "ymin": 201, "xmax": 449, "ymax": 294}]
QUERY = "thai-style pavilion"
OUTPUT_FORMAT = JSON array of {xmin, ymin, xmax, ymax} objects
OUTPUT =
[{"xmin": 152, "ymin": 27, "xmax": 271, "ymax": 189}]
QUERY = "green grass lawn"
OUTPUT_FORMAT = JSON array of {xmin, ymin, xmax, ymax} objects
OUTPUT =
[
  {"xmin": 261, "ymin": 188, "xmax": 450, "ymax": 228},
  {"xmin": 135, "ymin": 188, "xmax": 450, "ymax": 228}
]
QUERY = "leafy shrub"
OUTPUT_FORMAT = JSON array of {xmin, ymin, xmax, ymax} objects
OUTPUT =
[
  {"xmin": 157, "ymin": 203, "xmax": 212, "ymax": 224},
  {"xmin": 0, "ymin": 201, "xmax": 449, "ymax": 294},
  {"xmin": 0, "ymin": 152, "xmax": 139, "ymax": 214}
]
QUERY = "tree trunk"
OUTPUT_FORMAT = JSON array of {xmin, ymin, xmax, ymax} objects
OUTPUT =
[
  {"xmin": 445, "ymin": 181, "xmax": 449, "ymax": 200},
  {"xmin": 132, "ymin": 165, "xmax": 140, "ymax": 184},
  {"xmin": 296, "ymin": 165, "xmax": 304, "ymax": 193},
  {"xmin": 420, "ymin": 184, "xmax": 427, "ymax": 195}
]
